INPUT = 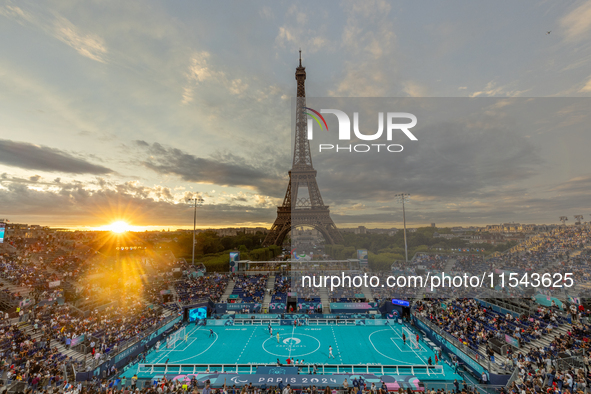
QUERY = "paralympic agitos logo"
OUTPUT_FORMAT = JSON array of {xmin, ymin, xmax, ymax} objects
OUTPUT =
[{"xmin": 305, "ymin": 107, "xmax": 417, "ymax": 153}]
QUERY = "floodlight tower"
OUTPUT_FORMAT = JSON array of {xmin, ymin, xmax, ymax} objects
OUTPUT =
[
  {"xmin": 395, "ymin": 193, "xmax": 410, "ymax": 263},
  {"xmin": 559, "ymin": 216, "xmax": 568, "ymax": 226},
  {"xmin": 186, "ymin": 196, "xmax": 204, "ymax": 265},
  {"xmin": 574, "ymin": 215, "xmax": 583, "ymax": 225}
]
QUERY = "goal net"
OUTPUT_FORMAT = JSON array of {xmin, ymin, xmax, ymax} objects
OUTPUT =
[
  {"xmin": 403, "ymin": 327, "xmax": 419, "ymax": 349},
  {"xmin": 166, "ymin": 326, "xmax": 186, "ymax": 349}
]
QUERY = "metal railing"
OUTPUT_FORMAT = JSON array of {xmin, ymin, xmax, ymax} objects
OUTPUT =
[
  {"xmin": 505, "ymin": 366, "xmax": 520, "ymax": 388},
  {"xmin": 85, "ymin": 311, "xmax": 179, "ymax": 370},
  {"xmin": 414, "ymin": 314, "xmax": 505, "ymax": 374},
  {"xmin": 423, "ymin": 381, "xmax": 506, "ymax": 394},
  {"xmin": 137, "ymin": 363, "xmax": 444, "ymax": 376},
  {"xmin": 555, "ymin": 355, "xmax": 586, "ymax": 371},
  {"xmin": 178, "ymin": 296, "xmax": 210, "ymax": 307}
]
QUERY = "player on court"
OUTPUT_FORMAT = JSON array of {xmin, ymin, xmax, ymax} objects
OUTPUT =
[
  {"xmin": 402, "ymin": 332, "xmax": 406, "ymax": 345},
  {"xmin": 416, "ymin": 334, "xmax": 420, "ymax": 344},
  {"xmin": 328, "ymin": 346, "xmax": 334, "ymax": 359},
  {"xmin": 209, "ymin": 329, "xmax": 215, "ymax": 338},
  {"xmin": 276, "ymin": 332, "xmax": 280, "ymax": 343}
]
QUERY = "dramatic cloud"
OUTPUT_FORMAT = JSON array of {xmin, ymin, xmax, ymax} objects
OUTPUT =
[
  {"xmin": 1, "ymin": 1, "xmax": 591, "ymax": 228},
  {"xmin": 0, "ymin": 178, "xmax": 275, "ymax": 227},
  {"xmin": 135, "ymin": 141, "xmax": 286, "ymax": 197},
  {"xmin": 0, "ymin": 140, "xmax": 113, "ymax": 175}
]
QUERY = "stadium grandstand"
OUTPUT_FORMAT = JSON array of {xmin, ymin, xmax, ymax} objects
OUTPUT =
[{"xmin": 0, "ymin": 223, "xmax": 589, "ymax": 394}]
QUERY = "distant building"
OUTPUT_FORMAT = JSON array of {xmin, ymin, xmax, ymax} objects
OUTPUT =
[
  {"xmin": 354, "ymin": 226, "xmax": 367, "ymax": 234},
  {"xmin": 434, "ymin": 233, "xmax": 459, "ymax": 239},
  {"xmin": 466, "ymin": 233, "xmax": 506, "ymax": 245},
  {"xmin": 203, "ymin": 227, "xmax": 269, "ymax": 237},
  {"xmin": 484, "ymin": 223, "xmax": 557, "ymax": 234}
]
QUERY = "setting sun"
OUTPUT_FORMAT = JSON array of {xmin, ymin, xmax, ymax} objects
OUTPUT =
[{"xmin": 107, "ymin": 221, "xmax": 131, "ymax": 233}]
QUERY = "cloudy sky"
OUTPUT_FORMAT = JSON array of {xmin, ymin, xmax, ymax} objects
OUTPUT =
[{"xmin": 0, "ymin": 0, "xmax": 590, "ymax": 230}]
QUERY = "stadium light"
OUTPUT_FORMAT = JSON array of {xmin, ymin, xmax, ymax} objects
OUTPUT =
[
  {"xmin": 559, "ymin": 216, "xmax": 568, "ymax": 226},
  {"xmin": 187, "ymin": 196, "xmax": 204, "ymax": 266},
  {"xmin": 395, "ymin": 193, "xmax": 410, "ymax": 263},
  {"xmin": 574, "ymin": 215, "xmax": 583, "ymax": 225}
]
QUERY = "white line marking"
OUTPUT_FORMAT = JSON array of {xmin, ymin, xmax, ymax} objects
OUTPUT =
[
  {"xmin": 390, "ymin": 325, "xmax": 427, "ymax": 364},
  {"xmin": 390, "ymin": 337, "xmax": 404, "ymax": 352},
  {"xmin": 287, "ymin": 323, "xmax": 296, "ymax": 360},
  {"xmin": 173, "ymin": 327, "xmax": 219, "ymax": 363},
  {"xmin": 236, "ymin": 326, "xmax": 257, "ymax": 363},
  {"xmin": 367, "ymin": 329, "xmax": 419, "ymax": 365},
  {"xmin": 388, "ymin": 324, "xmax": 427, "ymax": 353}
]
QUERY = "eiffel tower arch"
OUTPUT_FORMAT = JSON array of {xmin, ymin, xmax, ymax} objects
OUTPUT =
[{"xmin": 263, "ymin": 52, "xmax": 344, "ymax": 247}]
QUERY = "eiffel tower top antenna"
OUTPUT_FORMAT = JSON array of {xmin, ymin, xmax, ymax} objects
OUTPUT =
[{"xmin": 293, "ymin": 50, "xmax": 310, "ymax": 168}]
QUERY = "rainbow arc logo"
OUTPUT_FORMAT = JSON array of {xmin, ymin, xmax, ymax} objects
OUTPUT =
[{"xmin": 304, "ymin": 107, "xmax": 328, "ymax": 131}]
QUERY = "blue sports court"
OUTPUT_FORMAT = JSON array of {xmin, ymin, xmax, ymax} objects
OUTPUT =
[{"xmin": 123, "ymin": 322, "xmax": 462, "ymax": 382}]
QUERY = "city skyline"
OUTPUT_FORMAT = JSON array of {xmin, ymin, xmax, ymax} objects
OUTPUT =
[{"xmin": 1, "ymin": 1, "xmax": 591, "ymax": 229}]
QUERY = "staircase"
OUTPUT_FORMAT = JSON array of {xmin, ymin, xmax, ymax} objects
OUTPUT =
[
  {"xmin": 263, "ymin": 275, "xmax": 275, "ymax": 311},
  {"xmin": 320, "ymin": 287, "xmax": 330, "ymax": 313},
  {"xmin": 444, "ymin": 258, "xmax": 457, "ymax": 272},
  {"xmin": 17, "ymin": 320, "xmax": 89, "ymax": 365},
  {"xmin": 220, "ymin": 279, "xmax": 236, "ymax": 302},
  {"xmin": 0, "ymin": 276, "xmax": 33, "ymax": 311},
  {"xmin": 33, "ymin": 247, "xmax": 69, "ymax": 269},
  {"xmin": 169, "ymin": 282, "xmax": 180, "ymax": 303},
  {"xmin": 65, "ymin": 363, "xmax": 76, "ymax": 384},
  {"xmin": 360, "ymin": 284, "xmax": 374, "ymax": 302},
  {"xmin": 519, "ymin": 322, "xmax": 572, "ymax": 353},
  {"xmin": 0, "ymin": 277, "xmax": 32, "ymax": 299},
  {"xmin": 475, "ymin": 321, "xmax": 572, "ymax": 369},
  {"xmin": 0, "ymin": 242, "xmax": 17, "ymax": 253}
]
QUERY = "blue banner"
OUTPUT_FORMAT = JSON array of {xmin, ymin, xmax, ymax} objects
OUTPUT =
[
  {"xmin": 297, "ymin": 301, "xmax": 322, "ymax": 312},
  {"xmin": 534, "ymin": 294, "xmax": 564, "ymax": 310},
  {"xmin": 268, "ymin": 302, "xmax": 286, "ymax": 313},
  {"xmin": 392, "ymin": 299, "xmax": 410, "ymax": 307},
  {"xmin": 215, "ymin": 303, "xmax": 262, "ymax": 313},
  {"xmin": 71, "ymin": 335, "xmax": 85, "ymax": 347},
  {"xmin": 504, "ymin": 334, "xmax": 519, "ymax": 348},
  {"xmin": 213, "ymin": 374, "xmax": 381, "ymax": 388},
  {"xmin": 166, "ymin": 373, "xmax": 421, "ymax": 391},
  {"xmin": 330, "ymin": 302, "xmax": 378, "ymax": 313},
  {"xmin": 235, "ymin": 314, "xmax": 282, "ymax": 319}
]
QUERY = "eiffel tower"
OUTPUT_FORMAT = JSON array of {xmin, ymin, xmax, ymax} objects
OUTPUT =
[{"xmin": 263, "ymin": 52, "xmax": 344, "ymax": 247}]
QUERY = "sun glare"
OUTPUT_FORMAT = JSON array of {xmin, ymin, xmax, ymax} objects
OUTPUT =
[{"xmin": 108, "ymin": 221, "xmax": 131, "ymax": 233}]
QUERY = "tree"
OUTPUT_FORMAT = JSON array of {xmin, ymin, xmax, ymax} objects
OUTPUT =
[{"xmin": 195, "ymin": 231, "xmax": 224, "ymax": 255}]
